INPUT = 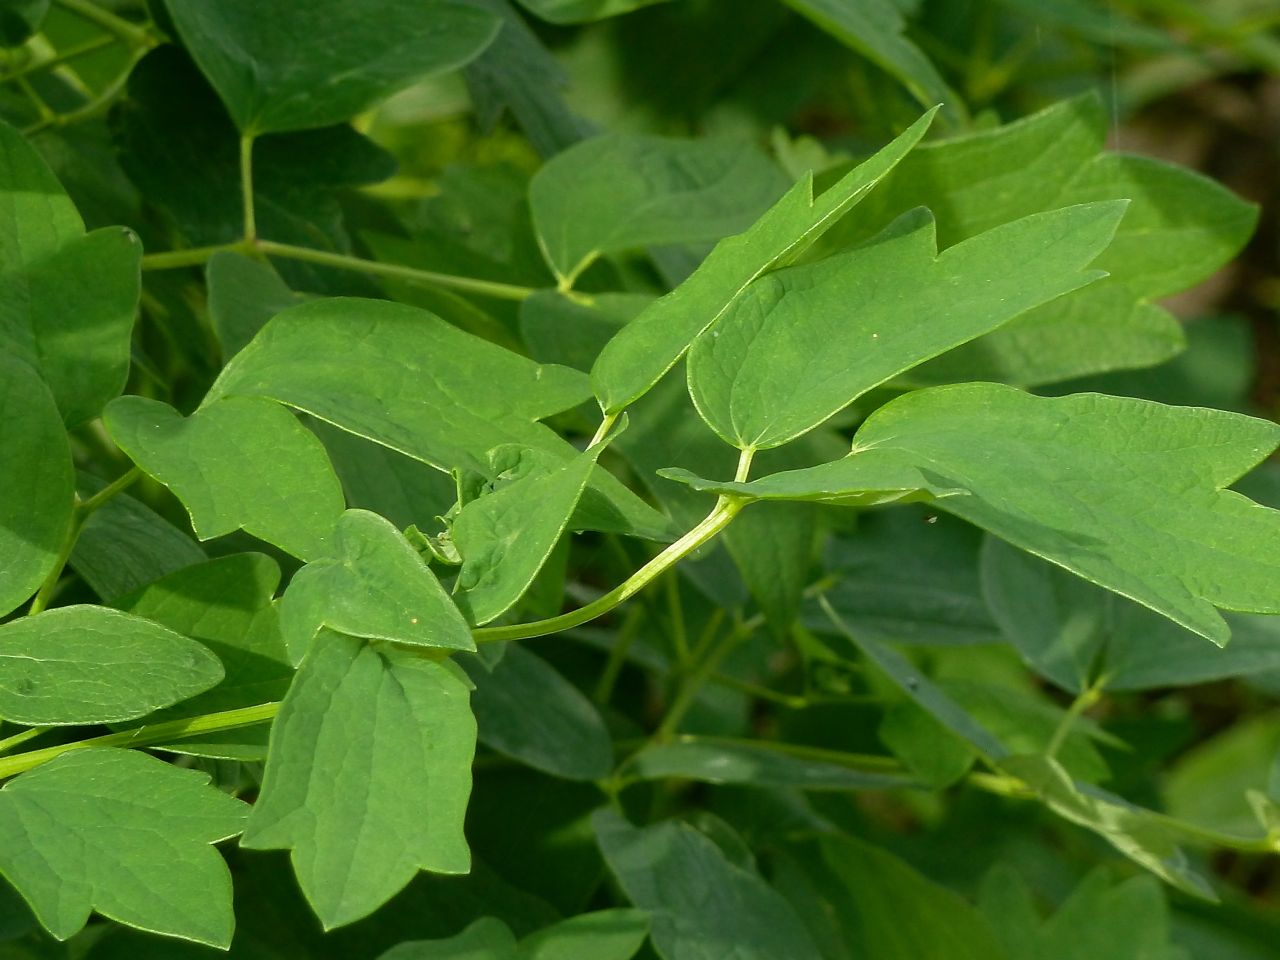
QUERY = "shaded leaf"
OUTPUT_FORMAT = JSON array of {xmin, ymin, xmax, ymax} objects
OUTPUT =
[
  {"xmin": 0, "ymin": 605, "xmax": 222, "ymax": 725},
  {"xmin": 165, "ymin": 0, "xmax": 501, "ymax": 133},
  {"xmin": 243, "ymin": 632, "xmax": 476, "ymax": 929},
  {"xmin": 514, "ymin": 0, "xmax": 673, "ymax": 23},
  {"xmin": 206, "ymin": 251, "xmax": 301, "ymax": 359},
  {"xmin": 591, "ymin": 107, "xmax": 936, "ymax": 415},
  {"xmin": 104, "ymin": 395, "xmax": 346, "ymax": 562},
  {"xmin": 0, "ymin": 748, "xmax": 248, "ymax": 946}
]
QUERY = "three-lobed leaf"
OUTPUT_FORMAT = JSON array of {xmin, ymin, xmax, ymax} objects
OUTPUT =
[{"xmin": 686, "ymin": 200, "xmax": 1125, "ymax": 448}]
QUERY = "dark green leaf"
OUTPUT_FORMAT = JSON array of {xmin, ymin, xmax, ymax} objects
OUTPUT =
[
  {"xmin": 0, "ymin": 0, "xmax": 48, "ymax": 46},
  {"xmin": 206, "ymin": 251, "xmax": 301, "ymax": 359},
  {"xmin": 514, "ymin": 0, "xmax": 673, "ymax": 23},
  {"xmin": 243, "ymin": 632, "xmax": 476, "ymax": 929},
  {"xmin": 0, "ymin": 748, "xmax": 248, "ymax": 946},
  {"xmin": 104, "ymin": 395, "xmax": 346, "ymax": 561},
  {"xmin": 0, "ymin": 605, "xmax": 222, "ymax": 725},
  {"xmin": 164, "ymin": 0, "xmax": 501, "ymax": 133}
]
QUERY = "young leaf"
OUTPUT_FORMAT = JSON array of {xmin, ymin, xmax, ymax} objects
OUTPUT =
[
  {"xmin": 590, "ymin": 107, "xmax": 937, "ymax": 415},
  {"xmin": 0, "ymin": 605, "xmax": 223, "ymax": 725},
  {"xmin": 164, "ymin": 0, "xmax": 501, "ymax": 134},
  {"xmin": 693, "ymin": 384, "xmax": 1280, "ymax": 644},
  {"xmin": 242, "ymin": 632, "xmax": 476, "ymax": 929},
  {"xmin": 461, "ymin": 643, "xmax": 612, "ymax": 781},
  {"xmin": 0, "ymin": 356, "xmax": 73, "ymax": 618},
  {"xmin": 593, "ymin": 808, "xmax": 822, "ymax": 960},
  {"xmin": 781, "ymin": 0, "xmax": 959, "ymax": 117},
  {"xmin": 104, "ymin": 395, "xmax": 346, "ymax": 561},
  {"xmin": 685, "ymin": 201, "xmax": 1125, "ymax": 449},
  {"xmin": 529, "ymin": 134, "xmax": 787, "ymax": 284},
  {"xmin": 206, "ymin": 298, "xmax": 590, "ymax": 475},
  {"xmin": 115, "ymin": 553, "xmax": 291, "ymax": 716},
  {"xmin": 0, "ymin": 748, "xmax": 248, "ymax": 946},
  {"xmin": 453, "ymin": 445, "xmax": 601, "ymax": 624},
  {"xmin": 0, "ymin": 120, "xmax": 141, "ymax": 426},
  {"xmin": 279, "ymin": 509, "xmax": 474, "ymax": 664}
]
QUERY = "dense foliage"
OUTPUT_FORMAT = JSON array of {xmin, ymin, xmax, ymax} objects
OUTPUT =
[{"xmin": 1, "ymin": 0, "xmax": 1279, "ymax": 956}]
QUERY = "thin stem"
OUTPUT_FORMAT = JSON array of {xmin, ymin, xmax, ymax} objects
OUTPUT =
[
  {"xmin": 654, "ymin": 620, "xmax": 748, "ymax": 740},
  {"xmin": 589, "ymin": 411, "xmax": 618, "ymax": 447},
  {"xmin": 240, "ymin": 134, "xmax": 257, "ymax": 243},
  {"xmin": 21, "ymin": 46, "xmax": 147, "ymax": 135},
  {"xmin": 0, "ymin": 33, "xmax": 115, "ymax": 83},
  {"xmin": 734, "ymin": 446, "xmax": 755, "ymax": 483},
  {"xmin": 141, "ymin": 242, "xmax": 248, "ymax": 270},
  {"xmin": 255, "ymin": 240, "xmax": 537, "ymax": 302},
  {"xmin": 0, "ymin": 702, "xmax": 279, "ymax": 781},
  {"xmin": 474, "ymin": 496, "xmax": 746, "ymax": 643},
  {"xmin": 1046, "ymin": 676, "xmax": 1107, "ymax": 759},
  {"xmin": 79, "ymin": 466, "xmax": 141, "ymax": 515},
  {"xmin": 556, "ymin": 252, "xmax": 598, "ymax": 294},
  {"xmin": 665, "ymin": 574, "xmax": 689, "ymax": 666},
  {"xmin": 54, "ymin": 0, "xmax": 153, "ymax": 48},
  {"xmin": 593, "ymin": 606, "xmax": 645, "ymax": 704},
  {"xmin": 0, "ymin": 727, "xmax": 47, "ymax": 755}
]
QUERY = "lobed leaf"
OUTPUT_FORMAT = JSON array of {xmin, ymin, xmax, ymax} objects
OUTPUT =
[
  {"xmin": 685, "ymin": 200, "xmax": 1125, "ymax": 449},
  {"xmin": 0, "ymin": 748, "xmax": 248, "ymax": 946},
  {"xmin": 104, "ymin": 395, "xmax": 346, "ymax": 562},
  {"xmin": 242, "ymin": 632, "xmax": 476, "ymax": 929}
]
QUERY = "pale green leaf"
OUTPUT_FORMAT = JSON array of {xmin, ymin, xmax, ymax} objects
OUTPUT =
[
  {"xmin": 529, "ymin": 134, "xmax": 787, "ymax": 283},
  {"xmin": 0, "ymin": 355, "xmax": 73, "ymax": 618},
  {"xmin": 590, "ymin": 108, "xmax": 937, "ymax": 415},
  {"xmin": 164, "ymin": 0, "xmax": 501, "ymax": 134},
  {"xmin": 1163, "ymin": 712, "xmax": 1280, "ymax": 840},
  {"xmin": 628, "ymin": 737, "xmax": 914, "ymax": 790},
  {"xmin": 0, "ymin": 748, "xmax": 248, "ymax": 946},
  {"xmin": 514, "ymin": 0, "xmax": 672, "ymax": 23},
  {"xmin": 453, "ymin": 445, "xmax": 601, "ymax": 624},
  {"xmin": 701, "ymin": 384, "xmax": 1280, "ymax": 645},
  {"xmin": 105, "ymin": 395, "xmax": 345, "ymax": 561},
  {"xmin": 781, "ymin": 0, "xmax": 959, "ymax": 115},
  {"xmin": 242, "ymin": 632, "xmax": 476, "ymax": 929},
  {"xmin": 593, "ymin": 808, "xmax": 822, "ymax": 960},
  {"xmin": 1000, "ymin": 754, "xmax": 1216, "ymax": 900},
  {"xmin": 462, "ymin": 643, "xmax": 612, "ymax": 780},
  {"xmin": 280, "ymin": 509, "xmax": 474, "ymax": 664},
  {"xmin": 0, "ymin": 605, "xmax": 222, "ymax": 725},
  {"xmin": 205, "ymin": 298, "xmax": 590, "ymax": 476},
  {"xmin": 115, "ymin": 553, "xmax": 291, "ymax": 716},
  {"xmin": 518, "ymin": 909, "xmax": 650, "ymax": 960},
  {"xmin": 686, "ymin": 201, "xmax": 1125, "ymax": 449},
  {"xmin": 0, "ymin": 119, "xmax": 141, "ymax": 426},
  {"xmin": 380, "ymin": 917, "xmax": 518, "ymax": 959}
]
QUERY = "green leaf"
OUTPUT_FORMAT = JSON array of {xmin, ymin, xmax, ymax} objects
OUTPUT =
[
  {"xmin": 514, "ymin": 0, "xmax": 673, "ymax": 23},
  {"xmin": 1000, "ymin": 754, "xmax": 1216, "ymax": 900},
  {"xmin": 453, "ymin": 445, "xmax": 601, "ymax": 624},
  {"xmin": 380, "ymin": 917, "xmax": 519, "ymax": 959},
  {"xmin": 164, "ymin": 0, "xmax": 501, "ymax": 134},
  {"xmin": 0, "ymin": 120, "xmax": 141, "ymax": 427},
  {"xmin": 206, "ymin": 297, "xmax": 591, "ymax": 476},
  {"xmin": 242, "ymin": 632, "xmax": 476, "ymax": 929},
  {"xmin": 592, "ymin": 808, "xmax": 822, "ymax": 960},
  {"xmin": 115, "ymin": 553, "xmax": 291, "ymax": 716},
  {"xmin": 628, "ymin": 736, "xmax": 914, "ymax": 790},
  {"xmin": 0, "ymin": 355, "xmax": 73, "ymax": 618},
  {"xmin": 0, "ymin": 748, "xmax": 248, "ymax": 946},
  {"xmin": 685, "ymin": 201, "xmax": 1125, "ymax": 449},
  {"xmin": 279, "ymin": 509, "xmax": 474, "ymax": 664},
  {"xmin": 461, "ymin": 643, "xmax": 612, "ymax": 780},
  {"xmin": 206, "ymin": 251, "xmax": 301, "ymax": 359},
  {"xmin": 0, "ymin": 605, "xmax": 222, "ymax": 725},
  {"xmin": 529, "ymin": 133, "xmax": 787, "ymax": 283},
  {"xmin": 1163, "ymin": 712, "xmax": 1280, "ymax": 840},
  {"xmin": 590, "ymin": 108, "xmax": 937, "ymax": 415},
  {"xmin": 706, "ymin": 384, "xmax": 1280, "ymax": 644},
  {"xmin": 824, "ymin": 94, "xmax": 1257, "ymax": 385},
  {"xmin": 104, "ymin": 395, "xmax": 346, "ymax": 561},
  {"xmin": 0, "ymin": 0, "xmax": 48, "ymax": 46},
  {"xmin": 780, "ymin": 0, "xmax": 959, "ymax": 117},
  {"xmin": 69, "ymin": 475, "xmax": 206, "ymax": 602},
  {"xmin": 520, "ymin": 290, "xmax": 644, "ymax": 372},
  {"xmin": 518, "ymin": 909, "xmax": 650, "ymax": 960},
  {"xmin": 783, "ymin": 835, "xmax": 1010, "ymax": 960}
]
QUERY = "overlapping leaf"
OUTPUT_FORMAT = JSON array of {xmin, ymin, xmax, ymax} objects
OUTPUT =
[
  {"xmin": 243, "ymin": 632, "xmax": 476, "ymax": 929},
  {"xmin": 686, "ymin": 200, "xmax": 1124, "ymax": 449},
  {"xmin": 104, "ymin": 395, "xmax": 346, "ymax": 561}
]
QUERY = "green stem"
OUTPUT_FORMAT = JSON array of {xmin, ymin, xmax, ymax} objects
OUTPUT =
[
  {"xmin": 654, "ymin": 621, "xmax": 748, "ymax": 740},
  {"xmin": 474, "ymin": 496, "xmax": 747, "ymax": 643},
  {"xmin": 53, "ymin": 0, "xmax": 153, "ymax": 47},
  {"xmin": 140, "ymin": 242, "xmax": 249, "ymax": 270},
  {"xmin": 0, "ymin": 727, "xmax": 47, "ymax": 755},
  {"xmin": 0, "ymin": 702, "xmax": 279, "ymax": 781},
  {"xmin": 79, "ymin": 466, "xmax": 141, "ymax": 514},
  {"xmin": 1046, "ymin": 676, "xmax": 1107, "ymax": 759},
  {"xmin": 0, "ymin": 33, "xmax": 115, "ymax": 83},
  {"xmin": 593, "ymin": 606, "xmax": 645, "ymax": 704},
  {"xmin": 21, "ymin": 46, "xmax": 147, "ymax": 135},
  {"xmin": 556, "ymin": 252, "xmax": 598, "ymax": 294},
  {"xmin": 239, "ymin": 134, "xmax": 257, "ymax": 243},
  {"xmin": 589, "ymin": 411, "xmax": 619, "ymax": 447}
]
